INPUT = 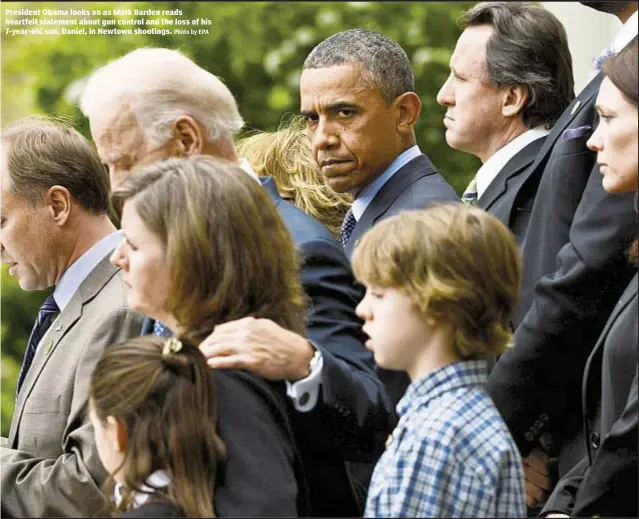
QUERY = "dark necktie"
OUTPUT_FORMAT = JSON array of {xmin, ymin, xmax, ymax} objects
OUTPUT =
[
  {"xmin": 153, "ymin": 320, "xmax": 173, "ymax": 337},
  {"xmin": 16, "ymin": 294, "xmax": 59, "ymax": 395},
  {"xmin": 340, "ymin": 208, "xmax": 357, "ymax": 248}
]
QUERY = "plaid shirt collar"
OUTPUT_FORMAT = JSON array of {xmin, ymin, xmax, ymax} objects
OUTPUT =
[{"xmin": 397, "ymin": 359, "xmax": 489, "ymax": 417}]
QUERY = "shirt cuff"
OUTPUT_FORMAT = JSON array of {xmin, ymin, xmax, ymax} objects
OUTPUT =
[{"xmin": 285, "ymin": 348, "xmax": 323, "ymax": 413}]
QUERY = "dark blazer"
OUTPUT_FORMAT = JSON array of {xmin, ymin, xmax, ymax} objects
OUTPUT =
[
  {"xmin": 477, "ymin": 136, "xmax": 547, "ymax": 245},
  {"xmin": 214, "ymin": 370, "xmax": 306, "ymax": 517},
  {"xmin": 486, "ymin": 47, "xmax": 638, "ymax": 479},
  {"xmin": 143, "ymin": 177, "xmax": 394, "ymax": 516},
  {"xmin": 343, "ymin": 153, "xmax": 459, "ymax": 408},
  {"xmin": 543, "ymin": 274, "xmax": 638, "ymax": 517},
  {"xmin": 259, "ymin": 177, "xmax": 393, "ymax": 516}
]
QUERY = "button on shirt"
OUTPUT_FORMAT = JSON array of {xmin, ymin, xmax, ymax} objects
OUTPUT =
[{"xmin": 365, "ymin": 360, "xmax": 526, "ymax": 518}]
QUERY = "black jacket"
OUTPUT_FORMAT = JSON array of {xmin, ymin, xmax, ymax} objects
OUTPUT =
[
  {"xmin": 542, "ymin": 274, "xmax": 638, "ymax": 517},
  {"xmin": 486, "ymin": 53, "xmax": 638, "ymax": 478}
]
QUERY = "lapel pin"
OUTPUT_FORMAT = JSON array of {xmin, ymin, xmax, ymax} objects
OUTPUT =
[
  {"xmin": 43, "ymin": 340, "xmax": 54, "ymax": 355},
  {"xmin": 55, "ymin": 324, "xmax": 63, "ymax": 332},
  {"xmin": 570, "ymin": 100, "xmax": 581, "ymax": 116}
]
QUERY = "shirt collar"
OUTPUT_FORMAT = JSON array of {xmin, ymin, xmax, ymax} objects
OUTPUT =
[
  {"xmin": 113, "ymin": 470, "xmax": 170, "ymax": 508},
  {"xmin": 53, "ymin": 231, "xmax": 123, "ymax": 311},
  {"xmin": 239, "ymin": 157, "xmax": 263, "ymax": 185},
  {"xmin": 351, "ymin": 145, "xmax": 422, "ymax": 221},
  {"xmin": 397, "ymin": 359, "xmax": 489, "ymax": 417},
  {"xmin": 612, "ymin": 10, "xmax": 638, "ymax": 54},
  {"xmin": 475, "ymin": 127, "xmax": 550, "ymax": 199}
]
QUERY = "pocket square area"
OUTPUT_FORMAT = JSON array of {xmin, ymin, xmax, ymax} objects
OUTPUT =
[{"xmin": 561, "ymin": 125, "xmax": 592, "ymax": 141}]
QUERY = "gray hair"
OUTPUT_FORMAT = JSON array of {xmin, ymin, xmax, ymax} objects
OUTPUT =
[
  {"xmin": 79, "ymin": 47, "xmax": 244, "ymax": 146},
  {"xmin": 303, "ymin": 29, "xmax": 415, "ymax": 105},
  {"xmin": 461, "ymin": 2, "xmax": 574, "ymax": 128}
]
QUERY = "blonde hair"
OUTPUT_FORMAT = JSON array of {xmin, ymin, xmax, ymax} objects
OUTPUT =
[
  {"xmin": 111, "ymin": 155, "xmax": 307, "ymax": 342},
  {"xmin": 236, "ymin": 116, "xmax": 352, "ymax": 238},
  {"xmin": 352, "ymin": 204, "xmax": 522, "ymax": 359},
  {"xmin": 80, "ymin": 47, "xmax": 244, "ymax": 146}
]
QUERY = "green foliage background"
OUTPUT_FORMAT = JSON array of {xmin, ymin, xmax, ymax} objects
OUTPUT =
[{"xmin": 1, "ymin": 1, "xmax": 480, "ymax": 436}]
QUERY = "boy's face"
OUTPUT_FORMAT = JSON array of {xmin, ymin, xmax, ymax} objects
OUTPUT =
[{"xmin": 356, "ymin": 285, "xmax": 432, "ymax": 378}]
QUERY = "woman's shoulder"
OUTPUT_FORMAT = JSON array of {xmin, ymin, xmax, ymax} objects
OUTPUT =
[{"xmin": 120, "ymin": 500, "xmax": 185, "ymax": 518}]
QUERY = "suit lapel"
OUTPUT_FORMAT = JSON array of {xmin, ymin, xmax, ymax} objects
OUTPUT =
[
  {"xmin": 345, "ymin": 155, "xmax": 436, "ymax": 257},
  {"xmin": 529, "ymin": 74, "xmax": 604, "ymax": 174},
  {"xmin": 478, "ymin": 138, "xmax": 547, "ymax": 213},
  {"xmin": 581, "ymin": 274, "xmax": 638, "ymax": 413},
  {"xmin": 260, "ymin": 176, "xmax": 283, "ymax": 208},
  {"xmin": 9, "ymin": 255, "xmax": 120, "ymax": 445}
]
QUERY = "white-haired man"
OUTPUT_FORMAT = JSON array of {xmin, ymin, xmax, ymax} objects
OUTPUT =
[{"xmin": 80, "ymin": 47, "xmax": 393, "ymax": 517}]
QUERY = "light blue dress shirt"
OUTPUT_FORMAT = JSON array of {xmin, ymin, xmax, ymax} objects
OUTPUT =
[{"xmin": 351, "ymin": 145, "xmax": 422, "ymax": 221}]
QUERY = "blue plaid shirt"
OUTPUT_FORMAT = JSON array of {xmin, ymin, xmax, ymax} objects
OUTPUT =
[{"xmin": 365, "ymin": 360, "xmax": 526, "ymax": 518}]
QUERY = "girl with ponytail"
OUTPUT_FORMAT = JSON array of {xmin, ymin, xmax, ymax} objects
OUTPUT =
[{"xmin": 89, "ymin": 335, "xmax": 225, "ymax": 517}]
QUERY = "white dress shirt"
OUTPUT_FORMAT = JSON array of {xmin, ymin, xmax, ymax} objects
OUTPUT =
[
  {"xmin": 476, "ymin": 127, "xmax": 551, "ymax": 199},
  {"xmin": 54, "ymin": 231, "xmax": 124, "ymax": 311}
]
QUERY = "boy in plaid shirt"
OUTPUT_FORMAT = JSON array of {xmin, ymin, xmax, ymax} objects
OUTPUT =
[{"xmin": 353, "ymin": 204, "xmax": 526, "ymax": 518}]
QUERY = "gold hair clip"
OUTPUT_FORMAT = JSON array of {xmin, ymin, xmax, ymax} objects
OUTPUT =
[{"xmin": 163, "ymin": 337, "xmax": 183, "ymax": 356}]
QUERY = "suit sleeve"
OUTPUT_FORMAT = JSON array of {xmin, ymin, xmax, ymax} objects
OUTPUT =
[
  {"xmin": 213, "ymin": 370, "xmax": 302, "ymax": 517},
  {"xmin": 0, "ymin": 306, "xmax": 144, "ymax": 517},
  {"xmin": 571, "ymin": 370, "xmax": 638, "ymax": 517},
  {"xmin": 296, "ymin": 237, "xmax": 394, "ymax": 461},
  {"xmin": 486, "ymin": 164, "xmax": 637, "ymax": 455}
]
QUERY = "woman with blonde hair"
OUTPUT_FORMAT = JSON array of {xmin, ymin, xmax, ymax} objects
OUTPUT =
[
  {"xmin": 106, "ymin": 155, "xmax": 308, "ymax": 516},
  {"xmin": 237, "ymin": 116, "xmax": 352, "ymax": 238}
]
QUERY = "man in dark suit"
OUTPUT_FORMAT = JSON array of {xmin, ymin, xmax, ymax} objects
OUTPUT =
[
  {"xmin": 437, "ymin": 2, "xmax": 574, "ymax": 244},
  {"xmin": 300, "ymin": 29, "xmax": 459, "ymax": 405},
  {"xmin": 80, "ymin": 47, "xmax": 393, "ymax": 516},
  {"xmin": 485, "ymin": 0, "xmax": 638, "ymax": 510}
]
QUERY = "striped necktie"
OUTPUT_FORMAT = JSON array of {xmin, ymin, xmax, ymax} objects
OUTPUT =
[
  {"xmin": 17, "ymin": 294, "xmax": 59, "ymax": 395},
  {"xmin": 340, "ymin": 208, "xmax": 357, "ymax": 248},
  {"xmin": 461, "ymin": 176, "xmax": 478, "ymax": 205}
]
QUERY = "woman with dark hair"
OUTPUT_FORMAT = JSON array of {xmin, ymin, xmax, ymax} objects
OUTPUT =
[
  {"xmin": 542, "ymin": 43, "xmax": 638, "ymax": 518},
  {"xmin": 104, "ymin": 155, "xmax": 308, "ymax": 516}
]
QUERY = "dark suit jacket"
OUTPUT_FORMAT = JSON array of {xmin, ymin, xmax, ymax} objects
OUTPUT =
[
  {"xmin": 343, "ymin": 153, "xmax": 459, "ymax": 408},
  {"xmin": 486, "ymin": 52, "xmax": 638, "ymax": 478},
  {"xmin": 543, "ymin": 274, "xmax": 638, "ymax": 517},
  {"xmin": 143, "ymin": 177, "xmax": 393, "ymax": 516},
  {"xmin": 478, "ymin": 137, "xmax": 547, "ymax": 245}
]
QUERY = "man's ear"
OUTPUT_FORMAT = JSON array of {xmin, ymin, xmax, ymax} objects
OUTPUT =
[
  {"xmin": 172, "ymin": 115, "xmax": 205, "ymax": 156},
  {"xmin": 46, "ymin": 186, "xmax": 72, "ymax": 226},
  {"xmin": 502, "ymin": 85, "xmax": 528, "ymax": 119},
  {"xmin": 394, "ymin": 92, "xmax": 422, "ymax": 135}
]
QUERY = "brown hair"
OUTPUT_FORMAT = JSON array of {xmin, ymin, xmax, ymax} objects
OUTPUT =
[
  {"xmin": 603, "ymin": 44, "xmax": 639, "ymax": 263},
  {"xmin": 352, "ymin": 204, "xmax": 522, "ymax": 359},
  {"xmin": 111, "ymin": 155, "xmax": 306, "ymax": 341},
  {"xmin": 236, "ymin": 116, "xmax": 352, "ymax": 239},
  {"xmin": 1, "ymin": 116, "xmax": 110, "ymax": 213},
  {"xmin": 460, "ymin": 2, "xmax": 574, "ymax": 128},
  {"xmin": 89, "ymin": 335, "xmax": 225, "ymax": 517}
]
